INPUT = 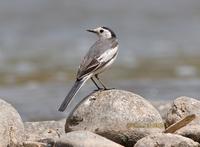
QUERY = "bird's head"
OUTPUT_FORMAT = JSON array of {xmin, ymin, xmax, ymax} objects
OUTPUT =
[{"xmin": 87, "ymin": 26, "xmax": 116, "ymax": 39}]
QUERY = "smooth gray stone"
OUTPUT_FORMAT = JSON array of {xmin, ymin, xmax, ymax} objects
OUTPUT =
[
  {"xmin": 56, "ymin": 130, "xmax": 123, "ymax": 147},
  {"xmin": 65, "ymin": 90, "xmax": 164, "ymax": 146},
  {"xmin": 166, "ymin": 96, "xmax": 200, "ymax": 127},
  {"xmin": 0, "ymin": 98, "xmax": 24, "ymax": 146},
  {"xmin": 166, "ymin": 96, "xmax": 200, "ymax": 142},
  {"xmin": 24, "ymin": 119, "xmax": 65, "ymax": 142},
  {"xmin": 134, "ymin": 133, "xmax": 199, "ymax": 147}
]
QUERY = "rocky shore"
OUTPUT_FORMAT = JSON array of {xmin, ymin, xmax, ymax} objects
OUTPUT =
[{"xmin": 1, "ymin": 89, "xmax": 200, "ymax": 147}]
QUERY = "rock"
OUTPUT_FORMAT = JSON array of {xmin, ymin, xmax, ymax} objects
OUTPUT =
[
  {"xmin": 65, "ymin": 90, "xmax": 164, "ymax": 146},
  {"xmin": 24, "ymin": 119, "xmax": 65, "ymax": 143},
  {"xmin": 23, "ymin": 141, "xmax": 46, "ymax": 147},
  {"xmin": 166, "ymin": 96, "xmax": 200, "ymax": 127},
  {"xmin": 164, "ymin": 114, "xmax": 195, "ymax": 133},
  {"xmin": 55, "ymin": 130, "xmax": 123, "ymax": 147},
  {"xmin": 134, "ymin": 133, "xmax": 199, "ymax": 147},
  {"xmin": 0, "ymin": 98, "xmax": 24, "ymax": 146},
  {"xmin": 166, "ymin": 96, "xmax": 200, "ymax": 142},
  {"xmin": 177, "ymin": 124, "xmax": 200, "ymax": 143}
]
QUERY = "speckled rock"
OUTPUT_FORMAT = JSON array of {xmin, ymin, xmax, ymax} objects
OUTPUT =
[
  {"xmin": 166, "ymin": 96, "xmax": 200, "ymax": 127},
  {"xmin": 134, "ymin": 133, "xmax": 199, "ymax": 147},
  {"xmin": 23, "ymin": 141, "xmax": 46, "ymax": 147},
  {"xmin": 176, "ymin": 125, "xmax": 200, "ymax": 143},
  {"xmin": 55, "ymin": 130, "xmax": 123, "ymax": 147},
  {"xmin": 65, "ymin": 90, "xmax": 164, "ymax": 146},
  {"xmin": 24, "ymin": 119, "xmax": 65, "ymax": 143},
  {"xmin": 0, "ymin": 98, "xmax": 24, "ymax": 146},
  {"xmin": 166, "ymin": 96, "xmax": 200, "ymax": 142}
]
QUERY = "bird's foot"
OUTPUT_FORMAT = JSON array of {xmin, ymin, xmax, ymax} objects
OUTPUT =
[
  {"xmin": 94, "ymin": 88, "xmax": 104, "ymax": 92},
  {"xmin": 104, "ymin": 88, "xmax": 115, "ymax": 90},
  {"xmin": 94, "ymin": 88, "xmax": 115, "ymax": 92}
]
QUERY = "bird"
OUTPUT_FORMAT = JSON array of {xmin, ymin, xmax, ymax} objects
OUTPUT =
[{"xmin": 58, "ymin": 26, "xmax": 119, "ymax": 116}]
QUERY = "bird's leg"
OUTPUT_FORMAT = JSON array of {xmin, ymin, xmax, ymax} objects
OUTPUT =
[
  {"xmin": 91, "ymin": 77, "xmax": 102, "ymax": 90},
  {"xmin": 95, "ymin": 75, "xmax": 108, "ymax": 90}
]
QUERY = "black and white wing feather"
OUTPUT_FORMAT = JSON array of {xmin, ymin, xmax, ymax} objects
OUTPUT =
[{"xmin": 77, "ymin": 38, "xmax": 118, "ymax": 80}]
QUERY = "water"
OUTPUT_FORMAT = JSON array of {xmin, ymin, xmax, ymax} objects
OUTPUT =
[
  {"xmin": 0, "ymin": 0, "xmax": 200, "ymax": 121},
  {"xmin": 0, "ymin": 79, "xmax": 200, "ymax": 121}
]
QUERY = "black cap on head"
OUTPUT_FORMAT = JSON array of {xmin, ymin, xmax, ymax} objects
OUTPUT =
[{"xmin": 102, "ymin": 26, "xmax": 116, "ymax": 38}]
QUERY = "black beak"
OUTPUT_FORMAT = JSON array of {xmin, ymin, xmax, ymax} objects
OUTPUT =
[{"xmin": 86, "ymin": 29, "xmax": 96, "ymax": 33}]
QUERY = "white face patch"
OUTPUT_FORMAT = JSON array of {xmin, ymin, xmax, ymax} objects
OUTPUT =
[{"xmin": 94, "ymin": 27, "xmax": 112, "ymax": 39}]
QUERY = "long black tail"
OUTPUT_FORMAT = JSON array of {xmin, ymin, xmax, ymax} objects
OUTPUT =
[{"xmin": 58, "ymin": 79, "xmax": 86, "ymax": 112}]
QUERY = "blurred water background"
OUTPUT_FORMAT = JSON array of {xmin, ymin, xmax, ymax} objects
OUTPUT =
[{"xmin": 0, "ymin": 0, "xmax": 200, "ymax": 121}]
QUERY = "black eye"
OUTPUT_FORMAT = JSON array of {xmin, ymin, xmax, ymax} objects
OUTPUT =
[{"xmin": 100, "ymin": 29, "xmax": 104, "ymax": 33}]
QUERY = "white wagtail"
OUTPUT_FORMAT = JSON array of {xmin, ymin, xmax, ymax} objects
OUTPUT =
[{"xmin": 58, "ymin": 26, "xmax": 119, "ymax": 114}]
